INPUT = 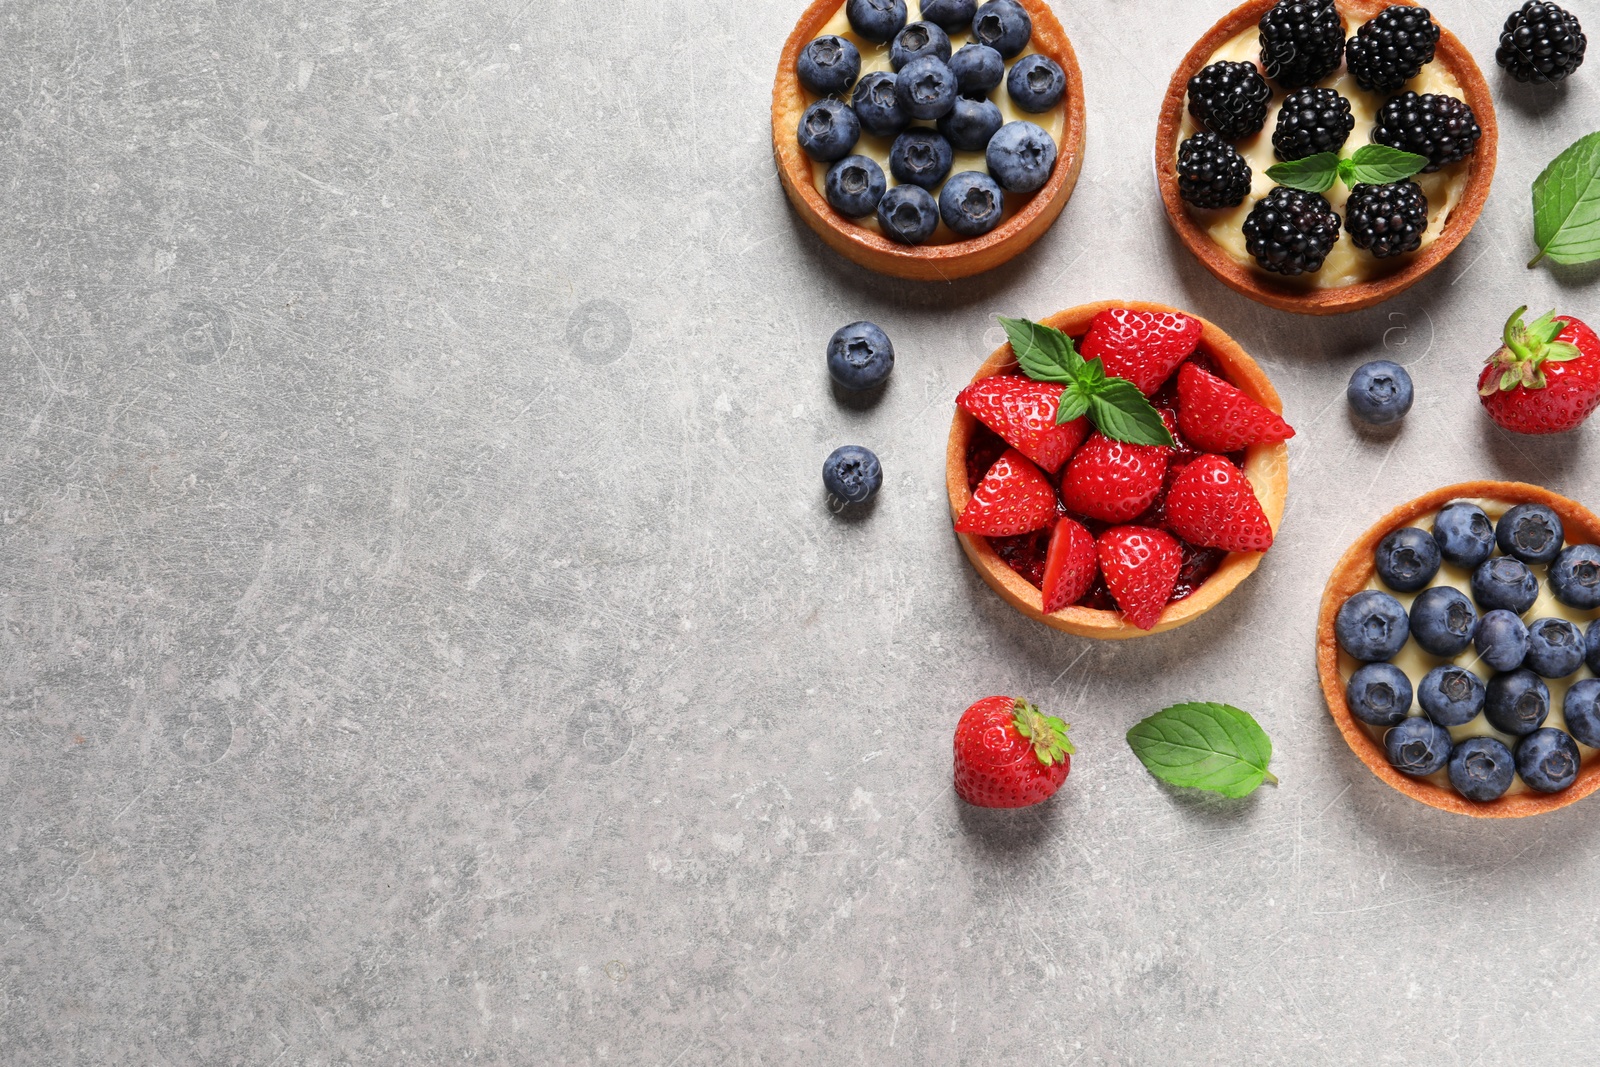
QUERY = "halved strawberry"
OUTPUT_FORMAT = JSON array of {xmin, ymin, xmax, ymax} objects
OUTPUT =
[
  {"xmin": 1041, "ymin": 518, "xmax": 1097, "ymax": 612},
  {"xmin": 1163, "ymin": 455, "xmax": 1275, "ymax": 553},
  {"xmin": 1059, "ymin": 433, "xmax": 1170, "ymax": 523},
  {"xmin": 956, "ymin": 375, "xmax": 1090, "ymax": 474},
  {"xmin": 955, "ymin": 449, "xmax": 1058, "ymax": 536},
  {"xmin": 1080, "ymin": 308, "xmax": 1202, "ymax": 396},
  {"xmin": 1097, "ymin": 526, "xmax": 1182, "ymax": 631},
  {"xmin": 1175, "ymin": 363, "xmax": 1296, "ymax": 453}
]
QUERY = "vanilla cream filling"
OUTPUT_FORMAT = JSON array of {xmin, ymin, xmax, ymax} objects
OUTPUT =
[
  {"xmin": 803, "ymin": 1, "xmax": 1067, "ymax": 244},
  {"xmin": 1336, "ymin": 500, "xmax": 1600, "ymax": 798},
  {"xmin": 1177, "ymin": 16, "xmax": 1472, "ymax": 289}
]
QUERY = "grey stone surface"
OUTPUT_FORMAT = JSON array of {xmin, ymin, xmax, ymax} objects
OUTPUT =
[{"xmin": 4, "ymin": 0, "xmax": 1600, "ymax": 1062}]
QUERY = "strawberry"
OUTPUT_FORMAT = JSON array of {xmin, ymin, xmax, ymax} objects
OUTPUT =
[
  {"xmin": 953, "ymin": 696, "xmax": 1075, "ymax": 808},
  {"xmin": 956, "ymin": 375, "xmax": 1090, "ymax": 474},
  {"xmin": 1041, "ymin": 517, "xmax": 1097, "ymax": 612},
  {"xmin": 1163, "ymin": 455, "xmax": 1275, "ymax": 553},
  {"xmin": 954, "ymin": 448, "xmax": 1058, "ymax": 536},
  {"xmin": 1479, "ymin": 307, "xmax": 1600, "ymax": 435},
  {"xmin": 1174, "ymin": 363, "xmax": 1296, "ymax": 453},
  {"xmin": 1059, "ymin": 433, "xmax": 1170, "ymax": 523},
  {"xmin": 1080, "ymin": 307, "xmax": 1203, "ymax": 396},
  {"xmin": 1097, "ymin": 526, "xmax": 1182, "ymax": 630}
]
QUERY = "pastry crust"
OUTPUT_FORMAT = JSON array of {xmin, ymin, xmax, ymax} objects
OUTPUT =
[
  {"xmin": 773, "ymin": 0, "xmax": 1086, "ymax": 281},
  {"xmin": 1154, "ymin": 0, "xmax": 1498, "ymax": 315},
  {"xmin": 945, "ymin": 300, "xmax": 1290, "ymax": 639},
  {"xmin": 1317, "ymin": 482, "xmax": 1600, "ymax": 818}
]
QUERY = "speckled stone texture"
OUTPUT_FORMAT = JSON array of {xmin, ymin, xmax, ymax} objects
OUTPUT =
[{"xmin": 4, "ymin": 0, "xmax": 1600, "ymax": 1062}]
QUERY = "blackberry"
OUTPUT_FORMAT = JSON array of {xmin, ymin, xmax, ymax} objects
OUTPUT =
[
  {"xmin": 1497, "ymin": 1, "xmax": 1587, "ymax": 83},
  {"xmin": 1346, "ymin": 5, "xmax": 1441, "ymax": 93},
  {"xmin": 1344, "ymin": 181, "xmax": 1430, "ymax": 259},
  {"xmin": 1371, "ymin": 91, "xmax": 1482, "ymax": 172},
  {"xmin": 1271, "ymin": 87, "xmax": 1354, "ymax": 161},
  {"xmin": 1259, "ymin": 0, "xmax": 1347, "ymax": 89},
  {"xmin": 1242, "ymin": 186, "xmax": 1342, "ymax": 275},
  {"xmin": 1177, "ymin": 132, "xmax": 1252, "ymax": 209},
  {"xmin": 1185, "ymin": 61, "xmax": 1272, "ymax": 141}
]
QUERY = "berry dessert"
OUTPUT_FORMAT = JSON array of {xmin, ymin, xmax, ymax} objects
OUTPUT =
[
  {"xmin": 1318, "ymin": 482, "xmax": 1600, "ymax": 817},
  {"xmin": 1157, "ymin": 0, "xmax": 1498, "ymax": 315},
  {"xmin": 774, "ymin": 0, "xmax": 1086, "ymax": 280},
  {"xmin": 1479, "ymin": 306, "xmax": 1600, "ymax": 435},
  {"xmin": 946, "ymin": 301, "xmax": 1293, "ymax": 638},
  {"xmin": 953, "ymin": 695, "xmax": 1075, "ymax": 807}
]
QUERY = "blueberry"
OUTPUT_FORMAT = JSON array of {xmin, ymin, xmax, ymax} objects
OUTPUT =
[
  {"xmin": 1335, "ymin": 589, "xmax": 1410, "ymax": 662},
  {"xmin": 1550, "ymin": 544, "xmax": 1600, "ymax": 609},
  {"xmin": 823, "ymin": 445, "xmax": 883, "ymax": 504},
  {"xmin": 889, "ymin": 128, "xmax": 954, "ymax": 190},
  {"xmin": 948, "ymin": 43, "xmax": 1005, "ymax": 97},
  {"xmin": 970, "ymin": 0, "xmax": 1032, "ymax": 58},
  {"xmin": 1525, "ymin": 618, "xmax": 1586, "ymax": 678},
  {"xmin": 1565, "ymin": 679, "xmax": 1600, "ymax": 748},
  {"xmin": 890, "ymin": 21, "xmax": 952, "ymax": 70},
  {"xmin": 920, "ymin": 0, "xmax": 977, "ymax": 32},
  {"xmin": 827, "ymin": 321, "xmax": 894, "ymax": 391},
  {"xmin": 824, "ymin": 155, "xmax": 887, "ymax": 218},
  {"xmin": 1419, "ymin": 665, "xmax": 1487, "ymax": 728},
  {"xmin": 798, "ymin": 35, "xmax": 862, "ymax": 96},
  {"xmin": 1384, "ymin": 717, "xmax": 1453, "ymax": 777},
  {"xmin": 1515, "ymin": 728, "xmax": 1580, "ymax": 794},
  {"xmin": 1375, "ymin": 527, "xmax": 1441, "ymax": 593},
  {"xmin": 846, "ymin": 0, "xmax": 907, "ymax": 43},
  {"xmin": 798, "ymin": 99, "xmax": 861, "ymax": 163},
  {"xmin": 1347, "ymin": 662, "xmax": 1414, "ymax": 726},
  {"xmin": 1346, "ymin": 360, "xmax": 1414, "ymax": 425},
  {"xmin": 1007, "ymin": 54, "xmax": 1066, "ymax": 112},
  {"xmin": 939, "ymin": 170, "xmax": 1005, "ymax": 236},
  {"xmin": 876, "ymin": 184, "xmax": 940, "ymax": 245},
  {"xmin": 1432, "ymin": 501, "xmax": 1495, "ymax": 569},
  {"xmin": 895, "ymin": 56, "xmax": 959, "ymax": 120},
  {"xmin": 852, "ymin": 72, "xmax": 910, "ymax": 137},
  {"xmin": 1471, "ymin": 556, "xmax": 1539, "ymax": 614},
  {"xmin": 1448, "ymin": 736, "xmax": 1516, "ymax": 802},
  {"xmin": 1474, "ymin": 609, "xmax": 1530, "ymax": 673},
  {"xmin": 1589, "ymin": 620, "xmax": 1600, "ymax": 674},
  {"xmin": 986, "ymin": 120, "xmax": 1057, "ymax": 192},
  {"xmin": 1409, "ymin": 586, "xmax": 1477, "ymax": 656},
  {"xmin": 937, "ymin": 97, "xmax": 1004, "ymax": 151},
  {"xmin": 1485, "ymin": 669, "xmax": 1550, "ymax": 737},
  {"xmin": 1496, "ymin": 503, "xmax": 1564, "ymax": 565}
]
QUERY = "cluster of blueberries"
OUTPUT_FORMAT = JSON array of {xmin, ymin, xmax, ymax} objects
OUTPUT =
[
  {"xmin": 821, "ymin": 321, "xmax": 896, "ymax": 506},
  {"xmin": 796, "ymin": 0, "xmax": 1064, "ymax": 244},
  {"xmin": 1336, "ymin": 500, "xmax": 1600, "ymax": 800}
]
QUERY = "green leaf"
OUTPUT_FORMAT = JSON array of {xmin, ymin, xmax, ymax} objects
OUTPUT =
[
  {"xmin": 1086, "ymin": 379, "xmax": 1174, "ymax": 446},
  {"xmin": 1265, "ymin": 152, "xmax": 1339, "ymax": 193},
  {"xmin": 1531, "ymin": 130, "xmax": 1600, "ymax": 267},
  {"xmin": 1345, "ymin": 144, "xmax": 1429, "ymax": 186},
  {"xmin": 999, "ymin": 316, "xmax": 1082, "ymax": 384},
  {"xmin": 1055, "ymin": 390, "xmax": 1090, "ymax": 424},
  {"xmin": 1126, "ymin": 702, "xmax": 1278, "ymax": 799}
]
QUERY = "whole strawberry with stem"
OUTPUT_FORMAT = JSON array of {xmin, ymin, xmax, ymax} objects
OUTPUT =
[
  {"xmin": 1479, "ymin": 307, "xmax": 1600, "ymax": 435},
  {"xmin": 953, "ymin": 696, "xmax": 1075, "ymax": 808}
]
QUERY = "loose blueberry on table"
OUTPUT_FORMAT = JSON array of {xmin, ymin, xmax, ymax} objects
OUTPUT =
[
  {"xmin": 1347, "ymin": 360, "xmax": 1414, "ymax": 425},
  {"xmin": 823, "ymin": 444, "xmax": 883, "ymax": 504}
]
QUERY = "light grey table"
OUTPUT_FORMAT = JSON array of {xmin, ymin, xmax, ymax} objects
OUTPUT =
[{"xmin": 5, "ymin": 0, "xmax": 1600, "ymax": 1062}]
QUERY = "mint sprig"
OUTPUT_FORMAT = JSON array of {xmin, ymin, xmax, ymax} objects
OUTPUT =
[
  {"xmin": 1530, "ymin": 130, "xmax": 1600, "ymax": 268},
  {"xmin": 1266, "ymin": 144, "xmax": 1430, "ymax": 194},
  {"xmin": 1126, "ymin": 702, "xmax": 1278, "ymax": 798},
  {"xmin": 998, "ymin": 316, "xmax": 1173, "ymax": 447}
]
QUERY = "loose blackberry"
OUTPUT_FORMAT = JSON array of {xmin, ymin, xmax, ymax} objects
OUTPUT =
[
  {"xmin": 1186, "ymin": 61, "xmax": 1272, "ymax": 141},
  {"xmin": 1346, "ymin": 5, "xmax": 1441, "ymax": 93},
  {"xmin": 1371, "ymin": 92, "xmax": 1482, "ymax": 172},
  {"xmin": 1345, "ymin": 181, "xmax": 1430, "ymax": 259},
  {"xmin": 1497, "ymin": 1, "xmax": 1587, "ymax": 83},
  {"xmin": 1177, "ymin": 132, "xmax": 1253, "ymax": 209},
  {"xmin": 1271, "ymin": 87, "xmax": 1354, "ymax": 161},
  {"xmin": 1242, "ymin": 186, "xmax": 1342, "ymax": 275},
  {"xmin": 1259, "ymin": 0, "xmax": 1347, "ymax": 89}
]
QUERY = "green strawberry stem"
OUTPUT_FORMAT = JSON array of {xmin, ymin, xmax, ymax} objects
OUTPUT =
[
  {"xmin": 1481, "ymin": 305, "xmax": 1583, "ymax": 395},
  {"xmin": 1011, "ymin": 698, "xmax": 1075, "ymax": 766}
]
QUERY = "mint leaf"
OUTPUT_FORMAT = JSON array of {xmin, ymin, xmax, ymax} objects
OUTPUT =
[
  {"xmin": 1345, "ymin": 144, "xmax": 1429, "ymax": 186},
  {"xmin": 1531, "ymin": 130, "xmax": 1600, "ymax": 267},
  {"xmin": 1126, "ymin": 702, "xmax": 1278, "ymax": 798},
  {"xmin": 1265, "ymin": 152, "xmax": 1339, "ymax": 194},
  {"xmin": 1056, "ymin": 389, "xmax": 1090, "ymax": 424},
  {"xmin": 1087, "ymin": 379, "xmax": 1173, "ymax": 446},
  {"xmin": 999, "ymin": 316, "xmax": 1081, "ymax": 384}
]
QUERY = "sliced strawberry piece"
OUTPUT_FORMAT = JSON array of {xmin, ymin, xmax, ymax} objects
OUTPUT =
[
  {"xmin": 1175, "ymin": 363, "xmax": 1296, "ymax": 453},
  {"xmin": 1081, "ymin": 308, "xmax": 1202, "ymax": 396},
  {"xmin": 956, "ymin": 375, "xmax": 1090, "ymax": 474},
  {"xmin": 1163, "ymin": 455, "xmax": 1275, "ymax": 553},
  {"xmin": 1097, "ymin": 526, "xmax": 1182, "ymax": 631},
  {"xmin": 954, "ymin": 448, "xmax": 1058, "ymax": 536},
  {"xmin": 1041, "ymin": 518, "xmax": 1097, "ymax": 613},
  {"xmin": 1059, "ymin": 433, "xmax": 1170, "ymax": 524}
]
